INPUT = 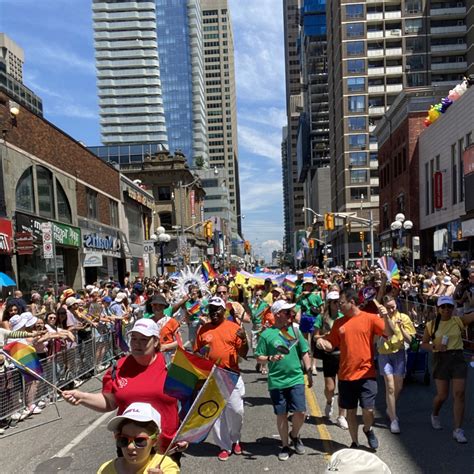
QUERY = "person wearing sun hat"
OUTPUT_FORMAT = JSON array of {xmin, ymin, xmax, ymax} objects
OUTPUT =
[
  {"xmin": 98, "ymin": 402, "xmax": 179, "ymax": 473},
  {"xmin": 421, "ymin": 295, "xmax": 474, "ymax": 443}
]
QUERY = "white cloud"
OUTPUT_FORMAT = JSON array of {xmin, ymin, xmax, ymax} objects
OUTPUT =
[
  {"xmin": 239, "ymin": 125, "xmax": 283, "ymax": 164},
  {"xmin": 238, "ymin": 106, "xmax": 286, "ymax": 129},
  {"xmin": 239, "ymin": 181, "xmax": 283, "ymax": 212},
  {"xmin": 49, "ymin": 103, "xmax": 97, "ymax": 120}
]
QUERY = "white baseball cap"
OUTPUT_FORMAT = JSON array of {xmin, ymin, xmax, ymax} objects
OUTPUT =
[
  {"xmin": 208, "ymin": 296, "xmax": 226, "ymax": 309},
  {"xmin": 107, "ymin": 402, "xmax": 161, "ymax": 433},
  {"xmin": 115, "ymin": 292, "xmax": 128, "ymax": 303},
  {"xmin": 326, "ymin": 291, "xmax": 340, "ymax": 301},
  {"xmin": 271, "ymin": 300, "xmax": 296, "ymax": 315},
  {"xmin": 65, "ymin": 297, "xmax": 80, "ymax": 307},
  {"xmin": 129, "ymin": 319, "xmax": 159, "ymax": 338}
]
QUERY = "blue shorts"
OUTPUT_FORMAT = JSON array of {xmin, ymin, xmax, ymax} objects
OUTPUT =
[
  {"xmin": 378, "ymin": 350, "xmax": 406, "ymax": 376},
  {"xmin": 338, "ymin": 378, "xmax": 377, "ymax": 410},
  {"xmin": 269, "ymin": 384, "xmax": 306, "ymax": 415}
]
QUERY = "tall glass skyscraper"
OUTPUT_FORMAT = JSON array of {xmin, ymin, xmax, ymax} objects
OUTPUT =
[
  {"xmin": 93, "ymin": 0, "xmax": 168, "ymax": 146},
  {"xmin": 156, "ymin": 0, "xmax": 208, "ymax": 167}
]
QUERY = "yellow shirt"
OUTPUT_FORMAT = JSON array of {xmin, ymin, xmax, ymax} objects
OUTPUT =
[
  {"xmin": 97, "ymin": 454, "xmax": 180, "ymax": 474},
  {"xmin": 378, "ymin": 312, "xmax": 416, "ymax": 355},
  {"xmin": 427, "ymin": 316, "xmax": 464, "ymax": 351}
]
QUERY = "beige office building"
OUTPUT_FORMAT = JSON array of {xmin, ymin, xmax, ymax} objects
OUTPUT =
[
  {"xmin": 201, "ymin": 0, "xmax": 242, "ymax": 237},
  {"xmin": 327, "ymin": 0, "xmax": 470, "ymax": 266},
  {"xmin": 0, "ymin": 33, "xmax": 24, "ymax": 83}
]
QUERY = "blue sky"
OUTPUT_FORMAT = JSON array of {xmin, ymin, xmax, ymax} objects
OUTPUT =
[{"xmin": 0, "ymin": 0, "xmax": 286, "ymax": 261}]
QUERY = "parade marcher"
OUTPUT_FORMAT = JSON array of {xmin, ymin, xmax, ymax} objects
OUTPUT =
[
  {"xmin": 313, "ymin": 291, "xmax": 348, "ymax": 430},
  {"xmin": 63, "ymin": 319, "xmax": 183, "ymax": 458},
  {"xmin": 421, "ymin": 295, "xmax": 474, "ymax": 443},
  {"xmin": 255, "ymin": 300, "xmax": 313, "ymax": 461},
  {"xmin": 316, "ymin": 288, "xmax": 390, "ymax": 450},
  {"xmin": 377, "ymin": 295, "xmax": 415, "ymax": 434},
  {"xmin": 194, "ymin": 296, "xmax": 249, "ymax": 461},
  {"xmin": 98, "ymin": 402, "xmax": 179, "ymax": 474},
  {"xmin": 183, "ymin": 285, "xmax": 206, "ymax": 348},
  {"xmin": 249, "ymin": 289, "xmax": 270, "ymax": 374}
]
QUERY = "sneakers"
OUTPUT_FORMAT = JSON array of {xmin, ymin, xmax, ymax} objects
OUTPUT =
[
  {"xmin": 232, "ymin": 442, "xmax": 242, "ymax": 455},
  {"xmin": 289, "ymin": 433, "xmax": 305, "ymax": 455},
  {"xmin": 390, "ymin": 419, "xmax": 401, "ymax": 434},
  {"xmin": 37, "ymin": 400, "xmax": 46, "ymax": 409},
  {"xmin": 278, "ymin": 446, "xmax": 291, "ymax": 461},
  {"xmin": 431, "ymin": 414, "xmax": 442, "ymax": 430},
  {"xmin": 29, "ymin": 406, "xmax": 42, "ymax": 415},
  {"xmin": 325, "ymin": 399, "xmax": 334, "ymax": 418},
  {"xmin": 217, "ymin": 450, "xmax": 230, "ymax": 461},
  {"xmin": 453, "ymin": 428, "xmax": 467, "ymax": 444},
  {"xmin": 336, "ymin": 416, "xmax": 349, "ymax": 430},
  {"xmin": 19, "ymin": 408, "xmax": 31, "ymax": 421},
  {"xmin": 73, "ymin": 379, "xmax": 83, "ymax": 388},
  {"xmin": 10, "ymin": 412, "xmax": 22, "ymax": 421},
  {"xmin": 363, "ymin": 427, "xmax": 379, "ymax": 449}
]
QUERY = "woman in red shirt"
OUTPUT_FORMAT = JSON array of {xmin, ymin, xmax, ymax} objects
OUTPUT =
[{"xmin": 63, "ymin": 319, "xmax": 182, "ymax": 456}]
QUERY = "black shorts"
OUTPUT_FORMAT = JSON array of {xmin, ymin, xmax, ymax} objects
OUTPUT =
[
  {"xmin": 321, "ymin": 352, "xmax": 340, "ymax": 378},
  {"xmin": 338, "ymin": 378, "xmax": 377, "ymax": 410},
  {"xmin": 432, "ymin": 351, "xmax": 467, "ymax": 380}
]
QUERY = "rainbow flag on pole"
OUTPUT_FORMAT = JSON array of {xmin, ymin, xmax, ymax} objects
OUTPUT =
[
  {"xmin": 173, "ymin": 365, "xmax": 239, "ymax": 444},
  {"xmin": 164, "ymin": 347, "xmax": 214, "ymax": 401},
  {"xmin": 187, "ymin": 301, "xmax": 201, "ymax": 316},
  {"xmin": 201, "ymin": 260, "xmax": 218, "ymax": 282},
  {"xmin": 278, "ymin": 327, "xmax": 298, "ymax": 350},
  {"xmin": 2, "ymin": 341, "xmax": 44, "ymax": 382}
]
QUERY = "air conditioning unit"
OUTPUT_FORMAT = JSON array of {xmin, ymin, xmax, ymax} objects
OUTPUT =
[{"xmin": 391, "ymin": 29, "xmax": 401, "ymax": 36}]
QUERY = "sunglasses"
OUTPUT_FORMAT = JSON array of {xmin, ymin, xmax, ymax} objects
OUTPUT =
[
  {"xmin": 115, "ymin": 433, "xmax": 157, "ymax": 449},
  {"xmin": 439, "ymin": 304, "xmax": 454, "ymax": 309}
]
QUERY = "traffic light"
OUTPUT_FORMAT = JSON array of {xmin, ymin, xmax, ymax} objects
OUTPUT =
[
  {"xmin": 359, "ymin": 231, "xmax": 365, "ymax": 241},
  {"xmin": 324, "ymin": 213, "xmax": 335, "ymax": 230},
  {"xmin": 244, "ymin": 240, "xmax": 251, "ymax": 253},
  {"xmin": 204, "ymin": 220, "xmax": 213, "ymax": 240},
  {"xmin": 309, "ymin": 239, "xmax": 315, "ymax": 249},
  {"xmin": 345, "ymin": 221, "xmax": 351, "ymax": 233}
]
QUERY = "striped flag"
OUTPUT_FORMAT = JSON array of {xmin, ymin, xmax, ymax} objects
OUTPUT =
[
  {"xmin": 173, "ymin": 365, "xmax": 239, "ymax": 444},
  {"xmin": 2, "ymin": 341, "xmax": 44, "ymax": 382},
  {"xmin": 201, "ymin": 260, "xmax": 218, "ymax": 282},
  {"xmin": 187, "ymin": 301, "xmax": 201, "ymax": 316}
]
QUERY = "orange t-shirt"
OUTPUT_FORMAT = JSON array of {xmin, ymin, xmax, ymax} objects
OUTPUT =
[
  {"xmin": 262, "ymin": 310, "xmax": 275, "ymax": 328},
  {"xmin": 160, "ymin": 318, "xmax": 183, "ymax": 347},
  {"xmin": 194, "ymin": 319, "xmax": 242, "ymax": 371},
  {"xmin": 326, "ymin": 310, "xmax": 385, "ymax": 381}
]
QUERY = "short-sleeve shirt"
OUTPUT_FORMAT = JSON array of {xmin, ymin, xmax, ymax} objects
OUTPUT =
[
  {"xmin": 378, "ymin": 312, "xmax": 415, "ymax": 354},
  {"xmin": 97, "ymin": 453, "xmax": 179, "ymax": 474},
  {"xmin": 194, "ymin": 320, "xmax": 243, "ymax": 372},
  {"xmin": 250, "ymin": 301, "xmax": 269, "ymax": 326},
  {"xmin": 426, "ymin": 316, "xmax": 464, "ymax": 351},
  {"xmin": 326, "ymin": 310, "xmax": 385, "ymax": 381},
  {"xmin": 102, "ymin": 354, "xmax": 179, "ymax": 452},
  {"xmin": 255, "ymin": 326, "xmax": 309, "ymax": 390},
  {"xmin": 298, "ymin": 292, "xmax": 323, "ymax": 316},
  {"xmin": 314, "ymin": 311, "xmax": 344, "ymax": 334}
]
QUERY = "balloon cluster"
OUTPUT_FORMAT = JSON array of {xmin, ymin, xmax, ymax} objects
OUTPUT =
[{"xmin": 424, "ymin": 75, "xmax": 474, "ymax": 127}]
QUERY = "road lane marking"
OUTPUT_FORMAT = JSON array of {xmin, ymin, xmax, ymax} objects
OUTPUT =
[
  {"xmin": 305, "ymin": 377, "xmax": 333, "ymax": 461},
  {"xmin": 53, "ymin": 411, "xmax": 113, "ymax": 458}
]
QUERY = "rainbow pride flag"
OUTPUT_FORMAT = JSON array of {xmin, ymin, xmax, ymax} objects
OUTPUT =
[
  {"xmin": 201, "ymin": 260, "xmax": 218, "ymax": 282},
  {"xmin": 187, "ymin": 301, "xmax": 201, "ymax": 316},
  {"xmin": 164, "ymin": 347, "xmax": 214, "ymax": 402},
  {"xmin": 278, "ymin": 328, "xmax": 298, "ymax": 350},
  {"xmin": 2, "ymin": 341, "xmax": 43, "ymax": 382},
  {"xmin": 282, "ymin": 277, "xmax": 296, "ymax": 292}
]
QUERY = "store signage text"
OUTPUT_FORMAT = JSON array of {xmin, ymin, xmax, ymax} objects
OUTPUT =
[{"xmin": 83, "ymin": 233, "xmax": 121, "ymax": 253}]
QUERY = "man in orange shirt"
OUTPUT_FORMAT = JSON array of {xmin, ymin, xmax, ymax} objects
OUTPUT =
[
  {"xmin": 194, "ymin": 296, "xmax": 249, "ymax": 461},
  {"xmin": 316, "ymin": 288, "xmax": 390, "ymax": 450}
]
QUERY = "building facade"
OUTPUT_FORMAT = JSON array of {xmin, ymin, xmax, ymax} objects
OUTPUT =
[
  {"xmin": 283, "ymin": 0, "xmax": 305, "ymax": 256},
  {"xmin": 155, "ymin": 0, "xmax": 208, "ymax": 168},
  {"xmin": 201, "ymin": 0, "xmax": 242, "ymax": 237},
  {"xmin": 0, "ymin": 33, "xmax": 24, "ymax": 82},
  {"xmin": 92, "ymin": 0, "xmax": 168, "ymax": 146}
]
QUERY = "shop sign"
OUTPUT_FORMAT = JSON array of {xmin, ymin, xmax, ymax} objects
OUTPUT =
[
  {"xmin": 15, "ymin": 213, "xmax": 81, "ymax": 248},
  {"xmin": 15, "ymin": 231, "xmax": 35, "ymax": 255},
  {"xmin": 433, "ymin": 171, "xmax": 443, "ymax": 209},
  {"xmin": 127, "ymin": 188, "xmax": 154, "ymax": 209},
  {"xmin": 83, "ymin": 252, "xmax": 103, "ymax": 267},
  {"xmin": 0, "ymin": 218, "xmax": 14, "ymax": 255},
  {"xmin": 190, "ymin": 190, "xmax": 196, "ymax": 218},
  {"xmin": 83, "ymin": 232, "xmax": 121, "ymax": 257},
  {"xmin": 41, "ymin": 222, "xmax": 54, "ymax": 259}
]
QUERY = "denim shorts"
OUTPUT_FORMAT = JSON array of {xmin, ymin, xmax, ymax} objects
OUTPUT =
[
  {"xmin": 269, "ymin": 384, "xmax": 306, "ymax": 415},
  {"xmin": 378, "ymin": 350, "xmax": 407, "ymax": 377}
]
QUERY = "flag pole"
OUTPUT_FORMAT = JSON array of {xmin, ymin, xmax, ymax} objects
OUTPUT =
[
  {"xmin": 157, "ymin": 364, "xmax": 218, "ymax": 468},
  {"xmin": 0, "ymin": 350, "xmax": 64, "ymax": 395}
]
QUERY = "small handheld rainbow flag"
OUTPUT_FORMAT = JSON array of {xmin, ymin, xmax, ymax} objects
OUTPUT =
[
  {"xmin": 201, "ymin": 260, "xmax": 218, "ymax": 282},
  {"xmin": 187, "ymin": 301, "xmax": 201, "ymax": 316},
  {"xmin": 2, "ymin": 341, "xmax": 44, "ymax": 382},
  {"xmin": 278, "ymin": 328, "xmax": 298, "ymax": 351},
  {"xmin": 282, "ymin": 277, "xmax": 296, "ymax": 292}
]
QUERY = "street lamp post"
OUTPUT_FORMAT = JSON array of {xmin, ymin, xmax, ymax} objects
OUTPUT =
[
  {"xmin": 390, "ymin": 213, "xmax": 413, "ymax": 267},
  {"xmin": 151, "ymin": 226, "xmax": 171, "ymax": 276}
]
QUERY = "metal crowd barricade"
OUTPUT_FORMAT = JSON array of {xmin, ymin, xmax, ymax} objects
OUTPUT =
[{"xmin": 0, "ymin": 322, "xmax": 132, "ymax": 436}]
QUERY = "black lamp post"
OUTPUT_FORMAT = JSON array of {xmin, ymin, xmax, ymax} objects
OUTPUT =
[{"xmin": 151, "ymin": 226, "xmax": 171, "ymax": 276}]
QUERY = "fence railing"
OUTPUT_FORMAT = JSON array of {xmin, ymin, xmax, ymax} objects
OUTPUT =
[{"xmin": 1, "ymin": 325, "xmax": 130, "ymax": 423}]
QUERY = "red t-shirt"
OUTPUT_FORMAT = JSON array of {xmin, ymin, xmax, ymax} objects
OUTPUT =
[
  {"xmin": 326, "ymin": 310, "xmax": 385, "ymax": 381},
  {"xmin": 102, "ymin": 353, "xmax": 179, "ymax": 451}
]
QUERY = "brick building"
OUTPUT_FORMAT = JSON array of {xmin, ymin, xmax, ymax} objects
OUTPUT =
[{"xmin": 0, "ymin": 91, "xmax": 129, "ymax": 290}]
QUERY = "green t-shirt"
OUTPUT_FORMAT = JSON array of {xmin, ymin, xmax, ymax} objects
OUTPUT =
[
  {"xmin": 298, "ymin": 292, "xmax": 323, "ymax": 316},
  {"xmin": 255, "ymin": 325, "xmax": 309, "ymax": 390},
  {"xmin": 185, "ymin": 299, "xmax": 203, "ymax": 321},
  {"xmin": 314, "ymin": 311, "xmax": 344, "ymax": 333},
  {"xmin": 294, "ymin": 281, "xmax": 304, "ymax": 298},
  {"xmin": 250, "ymin": 301, "xmax": 269, "ymax": 326},
  {"xmin": 143, "ymin": 306, "xmax": 173, "ymax": 319}
]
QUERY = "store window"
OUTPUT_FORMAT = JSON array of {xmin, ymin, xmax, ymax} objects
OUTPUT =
[
  {"xmin": 37, "ymin": 166, "xmax": 54, "ymax": 218},
  {"xmin": 16, "ymin": 168, "xmax": 35, "ymax": 212},
  {"xmin": 56, "ymin": 180, "xmax": 72, "ymax": 223}
]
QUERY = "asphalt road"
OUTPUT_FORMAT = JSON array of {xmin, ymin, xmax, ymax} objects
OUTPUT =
[{"xmin": 1, "ymin": 346, "xmax": 473, "ymax": 473}]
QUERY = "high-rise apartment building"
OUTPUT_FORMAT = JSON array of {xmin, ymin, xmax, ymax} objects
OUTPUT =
[
  {"xmin": 326, "ymin": 0, "xmax": 470, "ymax": 266},
  {"xmin": 201, "ymin": 0, "xmax": 242, "ymax": 237},
  {"xmin": 155, "ymin": 0, "xmax": 208, "ymax": 167},
  {"xmin": 93, "ymin": 0, "xmax": 168, "ymax": 146},
  {"xmin": 0, "ymin": 33, "xmax": 24, "ymax": 82},
  {"xmin": 283, "ymin": 0, "xmax": 305, "ymax": 256}
]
